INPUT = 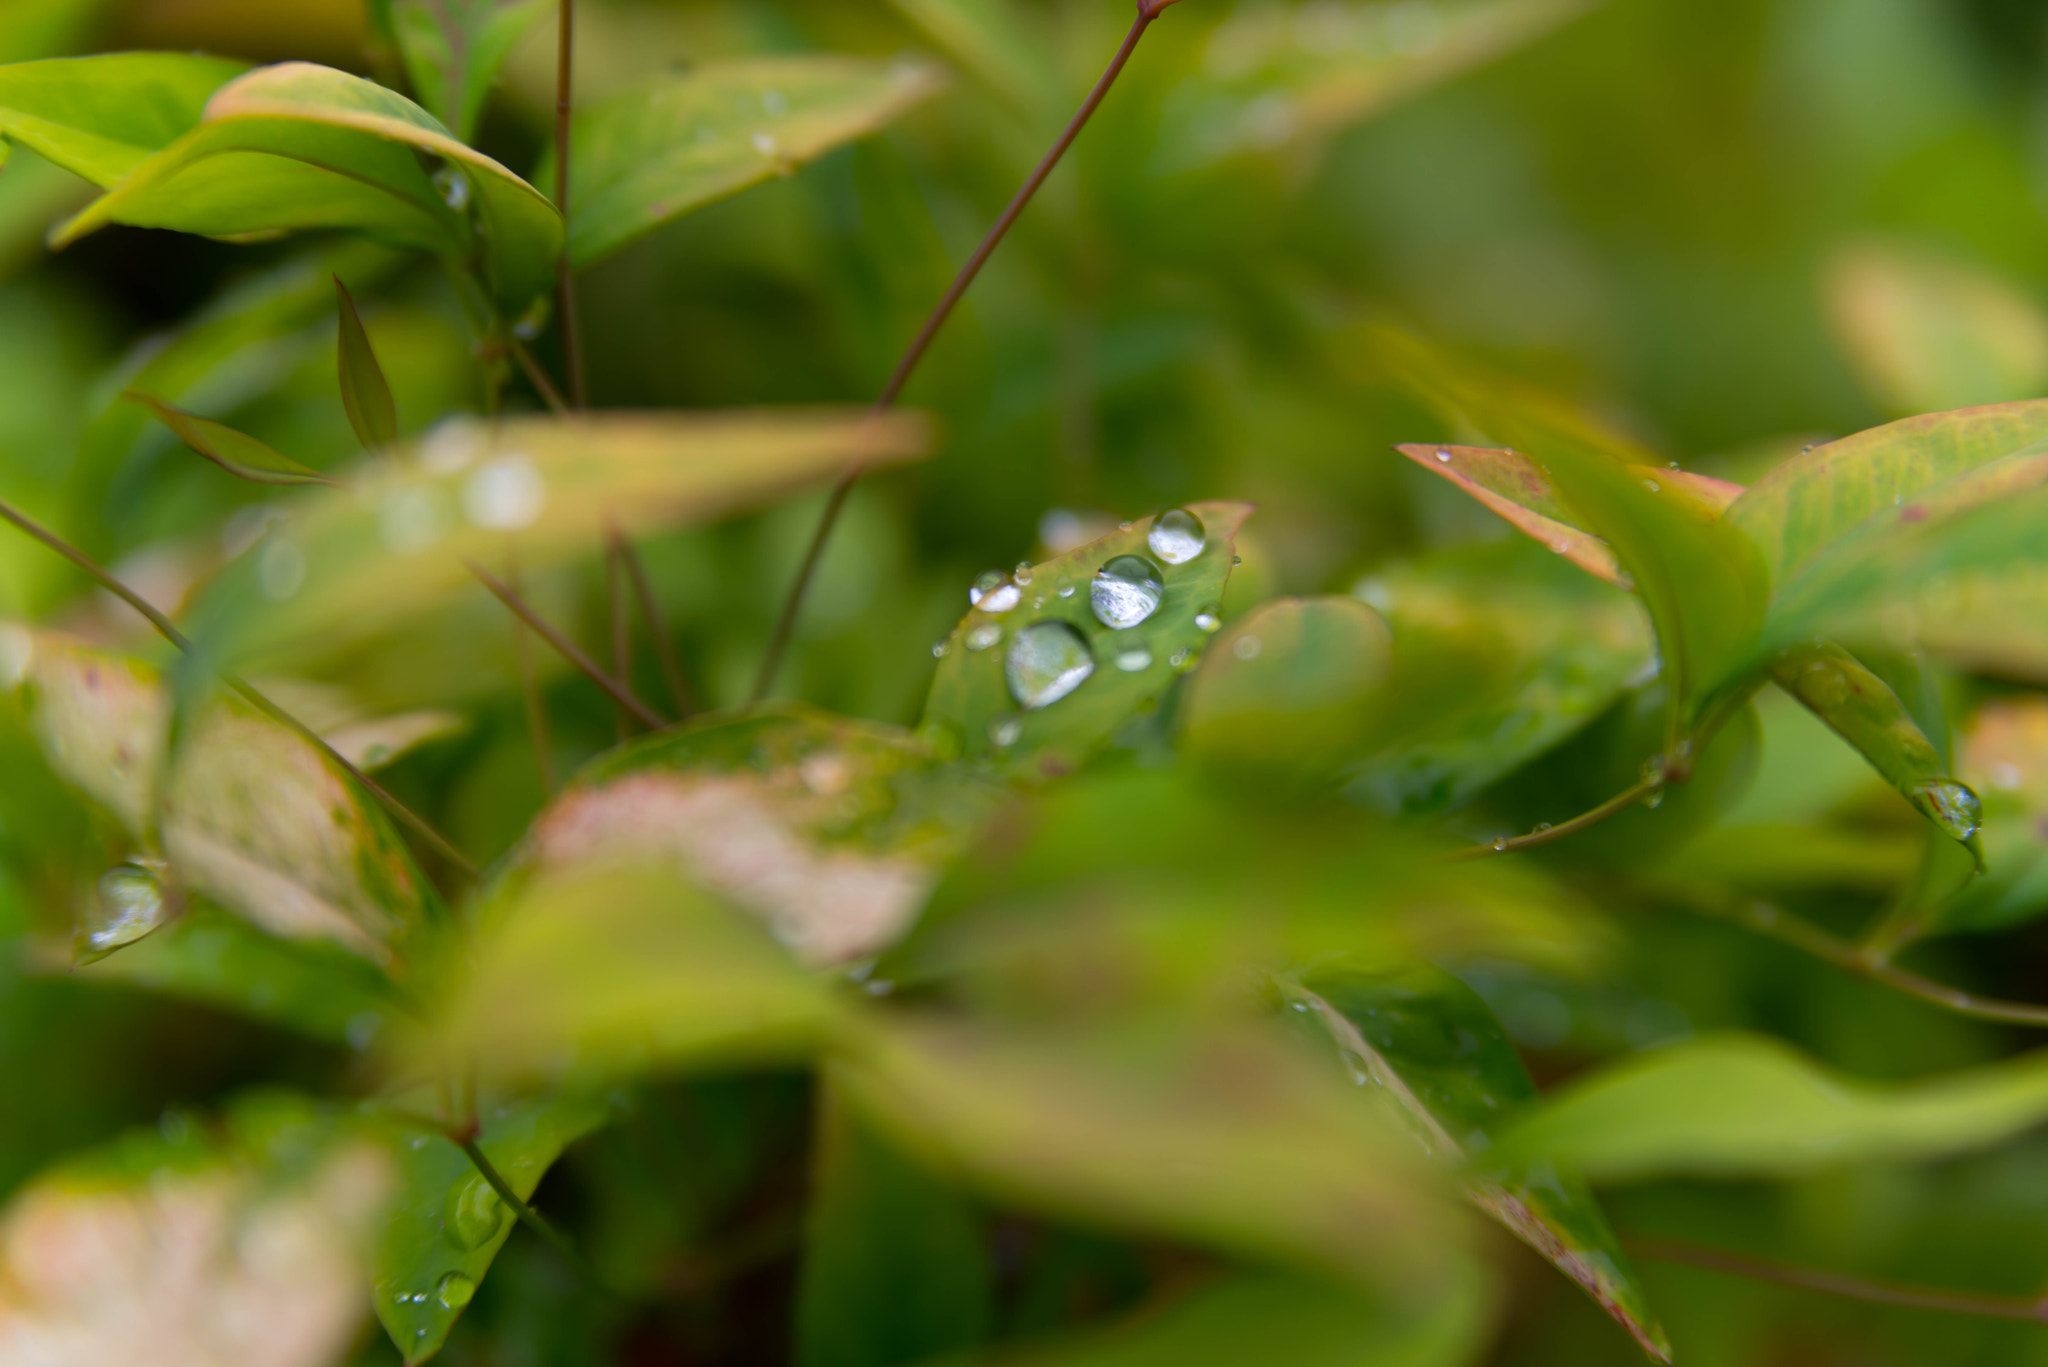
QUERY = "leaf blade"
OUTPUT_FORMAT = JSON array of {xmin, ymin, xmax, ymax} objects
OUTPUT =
[{"xmin": 334, "ymin": 276, "xmax": 398, "ymax": 450}]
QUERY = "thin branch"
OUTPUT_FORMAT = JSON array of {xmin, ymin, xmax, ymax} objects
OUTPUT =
[
  {"xmin": 1445, "ymin": 777, "xmax": 1661, "ymax": 862},
  {"xmin": 0, "ymin": 498, "xmax": 477, "ymax": 878},
  {"xmin": 751, "ymin": 3, "xmax": 1175, "ymax": 703},
  {"xmin": 507, "ymin": 549, "xmax": 558, "ymax": 794},
  {"xmin": 616, "ymin": 529, "xmax": 695, "ymax": 717},
  {"xmin": 511, "ymin": 338, "xmax": 571, "ymax": 416},
  {"xmin": 455, "ymin": 1135, "xmax": 612, "ymax": 1294},
  {"xmin": 465, "ymin": 557, "xmax": 667, "ymax": 730},
  {"xmin": 1632, "ymin": 1238, "xmax": 2048, "ymax": 1322},
  {"xmin": 605, "ymin": 529, "xmax": 631, "ymax": 741},
  {"xmin": 1668, "ymin": 887, "xmax": 2048, "ymax": 1028},
  {"xmin": 554, "ymin": 0, "xmax": 587, "ymax": 409}
]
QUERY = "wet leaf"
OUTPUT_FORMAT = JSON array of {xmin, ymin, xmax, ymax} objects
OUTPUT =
[
  {"xmin": 796, "ymin": 1083, "xmax": 993, "ymax": 1367},
  {"xmin": 1180, "ymin": 596, "xmax": 1393, "ymax": 780},
  {"xmin": 519, "ymin": 704, "xmax": 1003, "ymax": 967},
  {"xmin": 1278, "ymin": 968, "xmax": 1670, "ymax": 1364},
  {"xmin": 1490, "ymin": 1033, "xmax": 2048, "ymax": 1182},
  {"xmin": 370, "ymin": 1092, "xmax": 610, "ymax": 1365},
  {"xmin": 0, "ymin": 1091, "xmax": 392, "ymax": 1367},
  {"xmin": 323, "ymin": 708, "xmax": 464, "ymax": 771},
  {"xmin": 124, "ymin": 390, "xmax": 337, "ymax": 486},
  {"xmin": 405, "ymin": 864, "xmax": 832, "ymax": 1089},
  {"xmin": 1769, "ymin": 641, "xmax": 1982, "ymax": 859},
  {"xmin": 0, "ymin": 52, "xmax": 246, "ymax": 185},
  {"xmin": 831, "ymin": 1014, "xmax": 1467, "ymax": 1296},
  {"xmin": 1940, "ymin": 697, "xmax": 2048, "ymax": 936},
  {"xmin": 924, "ymin": 503, "xmax": 1252, "ymax": 781},
  {"xmin": 1824, "ymin": 237, "xmax": 2048, "ymax": 417},
  {"xmin": 182, "ymin": 408, "xmax": 932, "ymax": 676},
  {"xmin": 53, "ymin": 62, "xmax": 562, "ymax": 308},
  {"xmin": 543, "ymin": 57, "xmax": 946, "ymax": 269},
  {"xmin": 335, "ymin": 276, "xmax": 397, "ymax": 450},
  {"xmin": 377, "ymin": 0, "xmax": 552, "ymax": 143}
]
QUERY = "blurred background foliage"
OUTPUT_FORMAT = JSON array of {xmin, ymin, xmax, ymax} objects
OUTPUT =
[{"xmin": 10, "ymin": 0, "xmax": 2048, "ymax": 1364}]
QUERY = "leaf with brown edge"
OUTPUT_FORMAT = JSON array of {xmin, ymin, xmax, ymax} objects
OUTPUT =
[
  {"xmin": 1278, "ymin": 967, "xmax": 1671, "ymax": 1363},
  {"xmin": 124, "ymin": 391, "xmax": 338, "ymax": 486}
]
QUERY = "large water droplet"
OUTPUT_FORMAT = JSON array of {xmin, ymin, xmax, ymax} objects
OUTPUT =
[
  {"xmin": 1006, "ymin": 621, "xmax": 1094, "ymax": 709},
  {"xmin": 443, "ymin": 1175, "xmax": 506, "ymax": 1250},
  {"xmin": 968, "ymin": 570, "xmax": 1006, "ymax": 606},
  {"xmin": 1147, "ymin": 508, "xmax": 1207, "ymax": 565},
  {"xmin": 435, "ymin": 1271, "xmax": 477, "ymax": 1311},
  {"xmin": 80, "ymin": 860, "xmax": 170, "ymax": 960},
  {"xmin": 988, "ymin": 716, "xmax": 1022, "ymax": 748},
  {"xmin": 433, "ymin": 166, "xmax": 471, "ymax": 212},
  {"xmin": 1914, "ymin": 779, "xmax": 1983, "ymax": 841},
  {"xmin": 979, "ymin": 583, "xmax": 1021, "ymax": 613},
  {"xmin": 965, "ymin": 623, "xmax": 1002, "ymax": 652},
  {"xmin": 1091, "ymin": 555, "xmax": 1163, "ymax": 630}
]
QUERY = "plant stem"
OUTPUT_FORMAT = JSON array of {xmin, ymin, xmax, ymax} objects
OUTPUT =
[
  {"xmin": 1670, "ymin": 888, "xmax": 2048, "ymax": 1028},
  {"xmin": 1631, "ymin": 1238, "xmax": 2048, "ymax": 1321},
  {"xmin": 512, "ymin": 338, "xmax": 572, "ymax": 415},
  {"xmin": 1446, "ymin": 777, "xmax": 1662, "ymax": 862},
  {"xmin": 0, "ymin": 497, "xmax": 478, "ymax": 878},
  {"xmin": 466, "ymin": 557, "xmax": 667, "ymax": 729},
  {"xmin": 616, "ymin": 529, "xmax": 695, "ymax": 717},
  {"xmin": 507, "ymin": 548, "xmax": 558, "ymax": 794},
  {"xmin": 606, "ymin": 529, "xmax": 631, "ymax": 741},
  {"xmin": 751, "ymin": 3, "xmax": 1173, "ymax": 703},
  {"xmin": 456, "ymin": 1135, "xmax": 610, "ymax": 1293},
  {"xmin": 554, "ymin": 0, "xmax": 587, "ymax": 408}
]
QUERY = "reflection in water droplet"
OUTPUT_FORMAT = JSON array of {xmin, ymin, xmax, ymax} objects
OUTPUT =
[
  {"xmin": 1642, "ymin": 479, "xmax": 1660, "ymax": 492},
  {"xmin": 436, "ymin": 1271, "xmax": 477, "ymax": 1311},
  {"xmin": 1006, "ymin": 620, "xmax": 1094, "ymax": 709},
  {"xmin": 979, "ymin": 583, "xmax": 1021, "ymax": 613},
  {"xmin": 969, "ymin": 570, "xmax": 1006, "ymax": 606},
  {"xmin": 1915, "ymin": 779, "xmax": 1984, "ymax": 841},
  {"xmin": 931, "ymin": 641, "xmax": 950, "ymax": 659},
  {"xmin": 1013, "ymin": 562, "xmax": 1035, "ymax": 584},
  {"xmin": 433, "ymin": 166, "xmax": 471, "ymax": 212},
  {"xmin": 1056, "ymin": 585, "xmax": 1075, "ymax": 598},
  {"xmin": 443, "ymin": 1175, "xmax": 506, "ymax": 1250},
  {"xmin": 1435, "ymin": 448, "xmax": 1452, "ymax": 463},
  {"xmin": 989, "ymin": 717, "xmax": 1022, "ymax": 748},
  {"xmin": 1091, "ymin": 555, "xmax": 1163, "ymax": 629},
  {"xmin": 1169, "ymin": 647, "xmax": 1193, "ymax": 670},
  {"xmin": 81, "ymin": 860, "xmax": 169, "ymax": 958},
  {"xmin": 1232, "ymin": 634, "xmax": 1262, "ymax": 661},
  {"xmin": 965, "ymin": 624, "xmax": 1002, "ymax": 652},
  {"xmin": 1115, "ymin": 647, "xmax": 1153, "ymax": 672},
  {"xmin": 1147, "ymin": 508, "xmax": 1207, "ymax": 564},
  {"xmin": 1195, "ymin": 605, "xmax": 1222, "ymax": 633},
  {"xmin": 463, "ymin": 455, "xmax": 545, "ymax": 530}
]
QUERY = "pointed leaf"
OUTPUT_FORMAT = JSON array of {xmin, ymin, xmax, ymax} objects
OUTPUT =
[
  {"xmin": 383, "ymin": 0, "xmax": 553, "ymax": 142},
  {"xmin": 546, "ymin": 57, "xmax": 945, "ymax": 268},
  {"xmin": 923, "ymin": 503, "xmax": 1251, "ymax": 781},
  {"xmin": 335, "ymin": 276, "xmax": 398, "ymax": 449},
  {"xmin": 370, "ymin": 1093, "xmax": 610, "ymax": 1365},
  {"xmin": 183, "ymin": 408, "xmax": 931, "ymax": 676},
  {"xmin": 0, "ymin": 52, "xmax": 246, "ymax": 185},
  {"xmin": 1279, "ymin": 968, "xmax": 1670, "ymax": 1364},
  {"xmin": 1490, "ymin": 1033, "xmax": 2048, "ymax": 1182},
  {"xmin": 54, "ymin": 62, "xmax": 562, "ymax": 307},
  {"xmin": 124, "ymin": 390, "xmax": 337, "ymax": 486}
]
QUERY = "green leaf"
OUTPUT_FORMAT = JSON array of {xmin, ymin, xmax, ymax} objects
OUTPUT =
[
  {"xmin": 0, "ymin": 52, "xmax": 246, "ymax": 185},
  {"xmin": 796, "ymin": 1082, "xmax": 993, "ymax": 1367},
  {"xmin": 520, "ymin": 704, "xmax": 1004, "ymax": 967},
  {"xmin": 1342, "ymin": 543, "xmax": 1651, "ymax": 817},
  {"xmin": 1179, "ymin": 596, "xmax": 1392, "ymax": 780},
  {"xmin": 881, "ymin": 0, "xmax": 1052, "ymax": 112},
  {"xmin": 1940, "ymin": 698, "xmax": 2048, "ymax": 935},
  {"xmin": 123, "ymin": 390, "xmax": 337, "ymax": 486},
  {"xmin": 53, "ymin": 62, "xmax": 562, "ymax": 308},
  {"xmin": 923, "ymin": 503, "xmax": 1252, "ymax": 781},
  {"xmin": 370, "ymin": 1092, "xmax": 611, "ymax": 1365},
  {"xmin": 1278, "ymin": 968, "xmax": 1670, "ymax": 1364},
  {"xmin": 68, "ymin": 899, "xmax": 409, "ymax": 1046},
  {"xmin": 383, "ymin": 0, "xmax": 553, "ymax": 143},
  {"xmin": 0, "ymin": 1090, "xmax": 392, "ymax": 1365},
  {"xmin": 181, "ymin": 408, "xmax": 932, "ymax": 676},
  {"xmin": 405, "ymin": 864, "xmax": 831, "ymax": 1090},
  {"xmin": 830, "ymin": 1014, "xmax": 1468, "ymax": 1296},
  {"xmin": 335, "ymin": 276, "xmax": 398, "ymax": 449},
  {"xmin": 1490, "ymin": 1033, "xmax": 2048, "ymax": 1182},
  {"xmin": 544, "ymin": 56, "xmax": 946, "ymax": 269},
  {"xmin": 1769, "ymin": 641, "xmax": 1983, "ymax": 857}
]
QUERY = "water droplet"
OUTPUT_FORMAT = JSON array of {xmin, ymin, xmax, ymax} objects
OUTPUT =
[
  {"xmin": 988, "ymin": 716, "xmax": 1022, "ymax": 748},
  {"xmin": 968, "ymin": 570, "xmax": 1006, "ymax": 606},
  {"xmin": 931, "ymin": 640, "xmax": 950, "ymax": 659},
  {"xmin": 1435, "ymin": 448, "xmax": 1453, "ymax": 463},
  {"xmin": 1091, "ymin": 555, "xmax": 1163, "ymax": 629},
  {"xmin": 463, "ymin": 454, "xmax": 545, "ymax": 530},
  {"xmin": 1640, "ymin": 788, "xmax": 1665, "ymax": 810},
  {"xmin": 1169, "ymin": 647, "xmax": 1194, "ymax": 669},
  {"xmin": 443, "ymin": 1175, "xmax": 506, "ymax": 1250},
  {"xmin": 433, "ymin": 166, "xmax": 471, "ymax": 212},
  {"xmin": 965, "ymin": 623, "xmax": 1002, "ymax": 652},
  {"xmin": 1491, "ymin": 836, "xmax": 1510, "ymax": 852},
  {"xmin": 1532, "ymin": 822, "xmax": 1553, "ymax": 834},
  {"xmin": 257, "ymin": 535, "xmax": 305, "ymax": 601},
  {"xmin": 751, "ymin": 130, "xmax": 779, "ymax": 156},
  {"xmin": 1006, "ymin": 620, "xmax": 1094, "ymax": 709},
  {"xmin": 1551, "ymin": 540, "xmax": 1571, "ymax": 555},
  {"xmin": 1914, "ymin": 779, "xmax": 1983, "ymax": 841},
  {"xmin": 1232, "ymin": 634, "xmax": 1263, "ymax": 661},
  {"xmin": 1147, "ymin": 508, "xmax": 1207, "ymax": 564},
  {"xmin": 410, "ymin": 1291, "xmax": 429, "ymax": 1305},
  {"xmin": 1231, "ymin": 554, "xmax": 1242, "ymax": 566},
  {"xmin": 979, "ymin": 583, "xmax": 1021, "ymax": 613},
  {"xmin": 435, "ymin": 1271, "xmax": 477, "ymax": 1311},
  {"xmin": 1031, "ymin": 595, "xmax": 1046, "ymax": 608},
  {"xmin": 1057, "ymin": 585, "xmax": 1075, "ymax": 598},
  {"xmin": 1667, "ymin": 460, "xmax": 1681, "ymax": 470},
  {"xmin": 1013, "ymin": 562, "xmax": 1035, "ymax": 584},
  {"xmin": 1114, "ymin": 646, "xmax": 1153, "ymax": 672},
  {"xmin": 1118, "ymin": 521, "xmax": 1133, "ymax": 532},
  {"xmin": 1194, "ymin": 605, "xmax": 1222, "ymax": 633},
  {"xmin": 762, "ymin": 89, "xmax": 789, "ymax": 116},
  {"xmin": 81, "ymin": 860, "xmax": 169, "ymax": 957}
]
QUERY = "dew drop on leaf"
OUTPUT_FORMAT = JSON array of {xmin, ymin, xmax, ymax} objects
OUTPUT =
[
  {"xmin": 433, "ymin": 166, "xmax": 471, "ymax": 212},
  {"xmin": 1435, "ymin": 448, "xmax": 1452, "ymax": 463},
  {"xmin": 979, "ymin": 583, "xmax": 1021, "ymax": 613},
  {"xmin": 1114, "ymin": 646, "xmax": 1153, "ymax": 672},
  {"xmin": 80, "ymin": 859, "xmax": 170, "ymax": 959},
  {"xmin": 1195, "ymin": 605, "xmax": 1222, "ymax": 633},
  {"xmin": 965, "ymin": 623, "xmax": 1002, "ymax": 652},
  {"xmin": 1005, "ymin": 620, "xmax": 1094, "ymax": 709},
  {"xmin": 443, "ymin": 1174, "xmax": 506, "ymax": 1250},
  {"xmin": 988, "ymin": 716, "xmax": 1022, "ymax": 748},
  {"xmin": 1147, "ymin": 508, "xmax": 1206, "ymax": 564},
  {"xmin": 968, "ymin": 570, "xmax": 1006, "ymax": 606},
  {"xmin": 1914, "ymin": 779, "xmax": 1984, "ymax": 841},
  {"xmin": 435, "ymin": 1271, "xmax": 477, "ymax": 1310},
  {"xmin": 1091, "ymin": 555, "xmax": 1163, "ymax": 629}
]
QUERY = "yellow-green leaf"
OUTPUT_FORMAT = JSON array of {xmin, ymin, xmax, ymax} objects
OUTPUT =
[
  {"xmin": 381, "ymin": 0, "xmax": 553, "ymax": 143},
  {"xmin": 0, "ymin": 52, "xmax": 246, "ymax": 185},
  {"xmin": 124, "ymin": 390, "xmax": 337, "ymax": 486}
]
